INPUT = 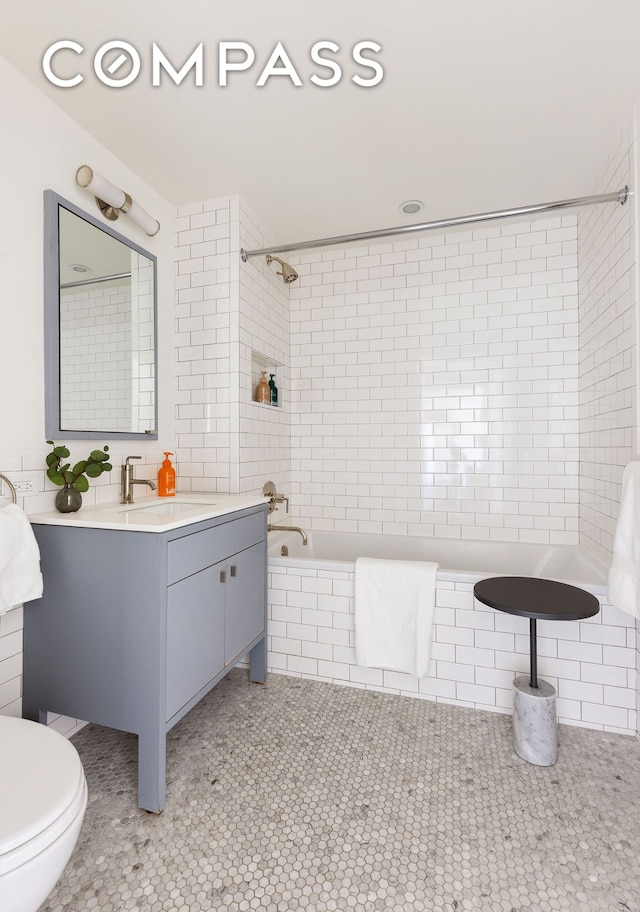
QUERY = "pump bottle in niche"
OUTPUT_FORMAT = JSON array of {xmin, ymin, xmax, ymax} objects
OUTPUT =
[
  {"xmin": 269, "ymin": 374, "xmax": 278, "ymax": 406},
  {"xmin": 158, "ymin": 452, "xmax": 176, "ymax": 497},
  {"xmin": 256, "ymin": 371, "xmax": 270, "ymax": 403}
]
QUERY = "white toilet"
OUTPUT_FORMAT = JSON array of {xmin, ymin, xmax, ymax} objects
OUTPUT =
[{"xmin": 0, "ymin": 716, "xmax": 88, "ymax": 912}]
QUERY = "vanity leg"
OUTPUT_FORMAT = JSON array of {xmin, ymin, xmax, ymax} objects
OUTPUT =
[
  {"xmin": 20, "ymin": 683, "xmax": 41, "ymax": 723},
  {"xmin": 249, "ymin": 635, "xmax": 267, "ymax": 684},
  {"xmin": 20, "ymin": 704, "xmax": 44, "ymax": 724},
  {"xmin": 137, "ymin": 726, "xmax": 166, "ymax": 813}
]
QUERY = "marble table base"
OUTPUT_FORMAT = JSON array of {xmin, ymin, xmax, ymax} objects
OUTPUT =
[{"xmin": 512, "ymin": 675, "xmax": 558, "ymax": 766}]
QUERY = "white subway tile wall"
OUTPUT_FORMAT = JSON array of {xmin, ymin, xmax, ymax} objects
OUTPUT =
[
  {"xmin": 0, "ymin": 605, "xmax": 22, "ymax": 716},
  {"xmin": 59, "ymin": 282, "xmax": 135, "ymax": 431},
  {"xmin": 578, "ymin": 125, "xmax": 636, "ymax": 565},
  {"xmin": 175, "ymin": 197, "xmax": 235, "ymax": 493},
  {"xmin": 175, "ymin": 197, "xmax": 291, "ymax": 497},
  {"xmin": 59, "ymin": 255, "xmax": 155, "ymax": 434},
  {"xmin": 288, "ymin": 216, "xmax": 581, "ymax": 545},
  {"xmin": 129, "ymin": 254, "xmax": 157, "ymax": 432},
  {"xmin": 238, "ymin": 200, "xmax": 291, "ymax": 497},
  {"xmin": 267, "ymin": 565, "xmax": 637, "ymax": 736}
]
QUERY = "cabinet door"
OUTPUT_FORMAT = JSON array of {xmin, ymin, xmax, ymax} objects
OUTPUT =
[
  {"xmin": 224, "ymin": 543, "xmax": 266, "ymax": 664},
  {"xmin": 166, "ymin": 565, "xmax": 225, "ymax": 720}
]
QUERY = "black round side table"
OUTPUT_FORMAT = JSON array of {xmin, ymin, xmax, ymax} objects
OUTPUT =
[{"xmin": 473, "ymin": 576, "xmax": 600, "ymax": 766}]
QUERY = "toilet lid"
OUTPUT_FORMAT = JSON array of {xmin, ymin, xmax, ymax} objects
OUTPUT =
[{"xmin": 0, "ymin": 717, "xmax": 85, "ymax": 854}]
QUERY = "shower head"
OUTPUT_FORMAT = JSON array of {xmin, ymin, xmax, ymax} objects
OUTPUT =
[{"xmin": 266, "ymin": 254, "xmax": 298, "ymax": 284}]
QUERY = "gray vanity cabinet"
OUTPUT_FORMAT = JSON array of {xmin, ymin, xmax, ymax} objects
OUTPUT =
[
  {"xmin": 166, "ymin": 564, "xmax": 225, "ymax": 721},
  {"xmin": 23, "ymin": 504, "xmax": 268, "ymax": 812},
  {"xmin": 165, "ymin": 533, "xmax": 265, "ymax": 720}
]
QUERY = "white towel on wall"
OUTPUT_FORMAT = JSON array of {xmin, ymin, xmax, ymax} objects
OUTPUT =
[
  {"xmin": 355, "ymin": 557, "xmax": 438, "ymax": 678},
  {"xmin": 0, "ymin": 504, "xmax": 43, "ymax": 615},
  {"xmin": 608, "ymin": 461, "xmax": 640, "ymax": 619}
]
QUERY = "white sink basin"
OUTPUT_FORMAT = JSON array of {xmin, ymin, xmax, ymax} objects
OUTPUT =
[
  {"xmin": 119, "ymin": 500, "xmax": 218, "ymax": 516},
  {"xmin": 30, "ymin": 492, "xmax": 269, "ymax": 533}
]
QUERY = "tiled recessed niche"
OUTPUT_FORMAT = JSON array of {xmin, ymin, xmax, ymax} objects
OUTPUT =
[{"xmin": 251, "ymin": 349, "xmax": 283, "ymax": 408}]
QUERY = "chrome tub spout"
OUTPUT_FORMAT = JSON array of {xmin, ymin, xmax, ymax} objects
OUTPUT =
[{"xmin": 267, "ymin": 524, "xmax": 308, "ymax": 546}]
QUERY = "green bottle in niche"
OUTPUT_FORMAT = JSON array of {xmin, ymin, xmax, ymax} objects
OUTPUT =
[{"xmin": 269, "ymin": 374, "xmax": 278, "ymax": 407}]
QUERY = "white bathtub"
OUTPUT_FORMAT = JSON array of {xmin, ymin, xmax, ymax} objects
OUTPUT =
[
  {"xmin": 268, "ymin": 529, "xmax": 608, "ymax": 592},
  {"xmin": 265, "ymin": 529, "xmax": 637, "ymax": 735},
  {"xmin": 267, "ymin": 529, "xmax": 637, "ymax": 734}
]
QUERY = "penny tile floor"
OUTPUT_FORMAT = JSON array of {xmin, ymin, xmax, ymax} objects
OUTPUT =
[{"xmin": 41, "ymin": 670, "xmax": 640, "ymax": 911}]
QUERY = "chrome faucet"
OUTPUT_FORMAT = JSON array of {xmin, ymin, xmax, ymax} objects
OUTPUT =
[
  {"xmin": 262, "ymin": 481, "xmax": 305, "ymax": 543},
  {"xmin": 120, "ymin": 456, "xmax": 157, "ymax": 504}
]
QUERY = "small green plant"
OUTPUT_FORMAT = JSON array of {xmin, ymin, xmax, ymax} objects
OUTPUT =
[{"xmin": 46, "ymin": 440, "xmax": 112, "ymax": 493}]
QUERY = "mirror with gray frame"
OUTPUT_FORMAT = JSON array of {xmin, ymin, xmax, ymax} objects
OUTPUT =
[{"xmin": 44, "ymin": 190, "xmax": 158, "ymax": 440}]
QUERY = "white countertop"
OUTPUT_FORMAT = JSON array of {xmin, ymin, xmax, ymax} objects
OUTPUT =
[{"xmin": 29, "ymin": 493, "xmax": 269, "ymax": 533}]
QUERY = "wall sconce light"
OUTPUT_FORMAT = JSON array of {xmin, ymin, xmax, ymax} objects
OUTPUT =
[{"xmin": 75, "ymin": 165, "xmax": 160, "ymax": 237}]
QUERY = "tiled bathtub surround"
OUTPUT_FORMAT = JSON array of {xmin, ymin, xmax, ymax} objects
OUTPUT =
[
  {"xmin": 578, "ymin": 124, "xmax": 636, "ymax": 566},
  {"xmin": 267, "ymin": 563, "xmax": 637, "ymax": 736},
  {"xmin": 288, "ymin": 215, "xmax": 582, "ymax": 545},
  {"xmin": 238, "ymin": 199, "xmax": 291, "ymax": 497},
  {"xmin": 174, "ymin": 197, "xmax": 291, "ymax": 498}
]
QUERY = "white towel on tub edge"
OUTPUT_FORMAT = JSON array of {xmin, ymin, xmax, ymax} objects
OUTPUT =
[{"xmin": 354, "ymin": 557, "xmax": 438, "ymax": 678}]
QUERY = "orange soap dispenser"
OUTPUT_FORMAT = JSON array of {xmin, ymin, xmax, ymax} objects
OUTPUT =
[{"xmin": 158, "ymin": 452, "xmax": 176, "ymax": 497}]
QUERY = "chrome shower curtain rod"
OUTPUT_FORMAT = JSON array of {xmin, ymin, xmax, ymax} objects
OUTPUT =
[
  {"xmin": 240, "ymin": 186, "xmax": 630, "ymax": 261},
  {"xmin": 60, "ymin": 271, "xmax": 132, "ymax": 290}
]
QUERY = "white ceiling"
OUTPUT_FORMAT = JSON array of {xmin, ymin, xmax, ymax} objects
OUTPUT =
[
  {"xmin": 59, "ymin": 206, "xmax": 133, "ymax": 287},
  {"xmin": 3, "ymin": 0, "xmax": 640, "ymax": 246}
]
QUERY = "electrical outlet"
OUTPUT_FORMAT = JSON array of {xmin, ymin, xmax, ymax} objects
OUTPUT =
[{"xmin": 13, "ymin": 480, "xmax": 34, "ymax": 493}]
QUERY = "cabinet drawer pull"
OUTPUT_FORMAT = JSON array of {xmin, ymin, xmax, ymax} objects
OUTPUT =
[
  {"xmin": 230, "ymin": 565, "xmax": 236, "ymax": 578},
  {"xmin": 219, "ymin": 570, "xmax": 225, "ymax": 583}
]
